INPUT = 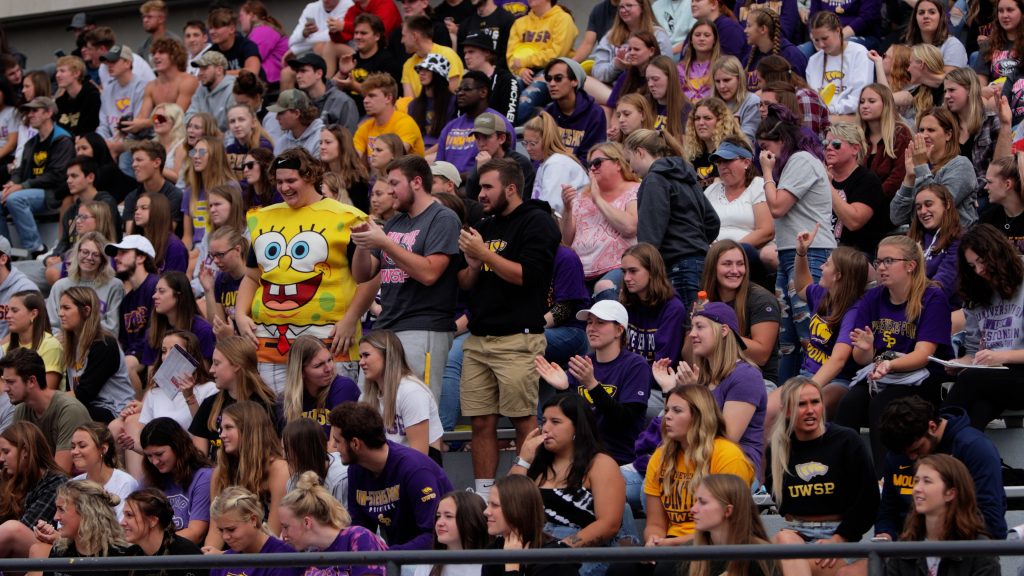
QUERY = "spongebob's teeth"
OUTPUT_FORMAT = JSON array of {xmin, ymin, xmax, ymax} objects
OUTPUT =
[
  {"xmin": 269, "ymin": 284, "xmax": 281, "ymax": 295},
  {"xmin": 284, "ymin": 284, "xmax": 297, "ymax": 296}
]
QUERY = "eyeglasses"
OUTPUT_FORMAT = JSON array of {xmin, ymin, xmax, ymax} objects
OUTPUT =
[
  {"xmin": 151, "ymin": 114, "xmax": 168, "ymax": 124},
  {"xmin": 188, "ymin": 148, "xmax": 208, "ymax": 158},
  {"xmin": 242, "ymin": 161, "xmax": 257, "ymax": 170},
  {"xmin": 589, "ymin": 157, "xmax": 611, "ymax": 170},
  {"xmin": 548, "ymin": 74, "xmax": 568, "ymax": 83},
  {"xmin": 209, "ymin": 249, "xmax": 234, "ymax": 260},
  {"xmin": 78, "ymin": 249, "xmax": 102, "ymax": 261},
  {"xmin": 523, "ymin": 140, "xmax": 540, "ymax": 147},
  {"xmin": 871, "ymin": 257, "xmax": 912, "ymax": 269},
  {"xmin": 826, "ymin": 139, "xmax": 844, "ymax": 150},
  {"xmin": 75, "ymin": 213, "xmax": 95, "ymax": 221}
]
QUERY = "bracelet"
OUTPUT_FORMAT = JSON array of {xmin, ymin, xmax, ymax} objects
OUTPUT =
[
  {"xmin": 516, "ymin": 457, "xmax": 532, "ymax": 469},
  {"xmin": 796, "ymin": 250, "xmax": 807, "ymax": 257},
  {"xmin": 764, "ymin": 180, "xmax": 776, "ymax": 186}
]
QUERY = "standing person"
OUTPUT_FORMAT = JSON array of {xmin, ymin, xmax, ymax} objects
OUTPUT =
[
  {"xmin": 234, "ymin": 148, "xmax": 372, "ymax": 392},
  {"xmin": 805, "ymin": 12, "xmax": 874, "ymax": 118},
  {"xmin": 756, "ymin": 104, "xmax": 835, "ymax": 383},
  {"xmin": 885, "ymin": 455, "xmax": 1000, "ymax": 576},
  {"xmin": 0, "ymin": 97, "xmax": 72, "ymax": 257},
  {"xmin": 857, "ymin": 83, "xmax": 911, "ymax": 199},
  {"xmin": 328, "ymin": 402, "xmax": 454, "ymax": 551},
  {"xmin": 108, "ymin": 235, "xmax": 160, "ymax": 393},
  {"xmin": 348, "ymin": 154, "xmax": 460, "ymax": 396},
  {"xmin": 239, "ymin": 1, "xmax": 289, "ymax": 88},
  {"xmin": 58, "ymin": 287, "xmax": 135, "ymax": 424},
  {"xmin": 623, "ymin": 128, "xmax": 720, "ymax": 312},
  {"xmin": 766, "ymin": 378, "xmax": 878, "ymax": 576},
  {"xmin": 277, "ymin": 471, "xmax": 387, "ymax": 574},
  {"xmin": 456, "ymin": 158, "xmax": 560, "ymax": 502},
  {"xmin": 282, "ymin": 335, "xmax": 360, "ymax": 436}
]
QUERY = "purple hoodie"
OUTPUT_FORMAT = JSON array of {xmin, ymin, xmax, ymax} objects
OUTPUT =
[
  {"xmin": 809, "ymin": 0, "xmax": 881, "ymax": 36},
  {"xmin": 544, "ymin": 91, "xmax": 607, "ymax": 163},
  {"xmin": 715, "ymin": 14, "xmax": 750, "ymax": 62},
  {"xmin": 743, "ymin": 37, "xmax": 808, "ymax": 90},
  {"xmin": 735, "ymin": 0, "xmax": 802, "ymax": 44}
]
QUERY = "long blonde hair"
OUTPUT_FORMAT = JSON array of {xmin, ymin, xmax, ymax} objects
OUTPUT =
[
  {"xmin": 283, "ymin": 335, "xmax": 332, "ymax": 424},
  {"xmin": 279, "ymin": 470, "xmax": 351, "ymax": 529},
  {"xmin": 878, "ymin": 235, "xmax": 931, "ymax": 323},
  {"xmin": 206, "ymin": 336, "xmax": 276, "ymax": 433},
  {"xmin": 659, "ymin": 385, "xmax": 727, "ymax": 498},
  {"xmin": 690, "ymin": 474, "xmax": 776, "ymax": 576},
  {"xmin": 710, "ymin": 56, "xmax": 749, "ymax": 105},
  {"xmin": 692, "ymin": 316, "xmax": 751, "ymax": 389},
  {"xmin": 52, "ymin": 480, "xmax": 128, "ymax": 557},
  {"xmin": 588, "ymin": 142, "xmax": 641, "ymax": 182},
  {"xmin": 684, "ymin": 97, "xmax": 746, "ymax": 160},
  {"xmin": 858, "ymin": 84, "xmax": 907, "ymax": 160},
  {"xmin": 60, "ymin": 286, "xmax": 112, "ymax": 370},
  {"xmin": 358, "ymin": 330, "xmax": 426, "ymax": 431},
  {"xmin": 523, "ymin": 111, "xmax": 581, "ymax": 165},
  {"xmin": 943, "ymin": 67, "xmax": 984, "ymax": 136},
  {"xmin": 909, "ymin": 44, "xmax": 946, "ymax": 117},
  {"xmin": 768, "ymin": 377, "xmax": 824, "ymax": 505},
  {"xmin": 210, "ymin": 400, "xmax": 285, "ymax": 500}
]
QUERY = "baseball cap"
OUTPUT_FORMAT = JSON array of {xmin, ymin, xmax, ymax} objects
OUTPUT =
[
  {"xmin": 462, "ymin": 32, "xmax": 496, "ymax": 52},
  {"xmin": 191, "ymin": 51, "xmax": 228, "ymax": 69},
  {"xmin": 693, "ymin": 302, "xmax": 747, "ymax": 350},
  {"xmin": 0, "ymin": 235, "xmax": 12, "ymax": 256},
  {"xmin": 575, "ymin": 300, "xmax": 629, "ymax": 329},
  {"xmin": 415, "ymin": 53, "xmax": 451, "ymax": 78},
  {"xmin": 431, "ymin": 161, "xmax": 462, "ymax": 187},
  {"xmin": 267, "ymin": 89, "xmax": 311, "ymax": 113},
  {"xmin": 67, "ymin": 12, "xmax": 93, "ymax": 31},
  {"xmin": 471, "ymin": 112, "xmax": 508, "ymax": 136},
  {"xmin": 105, "ymin": 235, "xmax": 156, "ymax": 259},
  {"xmin": 710, "ymin": 141, "xmax": 753, "ymax": 163},
  {"xmin": 101, "ymin": 45, "xmax": 134, "ymax": 63},
  {"xmin": 287, "ymin": 52, "xmax": 327, "ymax": 74},
  {"xmin": 545, "ymin": 57, "xmax": 586, "ymax": 92},
  {"xmin": 19, "ymin": 97, "xmax": 58, "ymax": 114}
]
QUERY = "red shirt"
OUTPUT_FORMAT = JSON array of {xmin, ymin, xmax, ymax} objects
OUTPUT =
[{"xmin": 332, "ymin": 0, "xmax": 402, "ymax": 43}]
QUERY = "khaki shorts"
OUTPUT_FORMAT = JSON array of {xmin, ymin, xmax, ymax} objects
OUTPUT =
[{"xmin": 460, "ymin": 333, "xmax": 547, "ymax": 418}]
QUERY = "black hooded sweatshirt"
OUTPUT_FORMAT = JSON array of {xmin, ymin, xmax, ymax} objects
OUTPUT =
[{"xmin": 636, "ymin": 156, "xmax": 720, "ymax": 266}]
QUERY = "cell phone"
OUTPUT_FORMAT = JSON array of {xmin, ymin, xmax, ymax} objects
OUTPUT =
[
  {"xmin": 306, "ymin": 17, "xmax": 315, "ymax": 24},
  {"xmin": 54, "ymin": 49, "xmax": 67, "ymax": 58}
]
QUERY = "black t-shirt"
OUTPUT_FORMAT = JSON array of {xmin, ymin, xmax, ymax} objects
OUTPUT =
[
  {"xmin": 217, "ymin": 33, "xmax": 266, "ymax": 81},
  {"xmin": 45, "ymin": 542, "xmax": 135, "ymax": 576},
  {"xmin": 123, "ymin": 180, "xmax": 184, "ymax": 236},
  {"xmin": 586, "ymin": 0, "xmax": 618, "ymax": 38},
  {"xmin": 832, "ymin": 166, "xmax": 892, "ymax": 257},
  {"xmin": 435, "ymin": 0, "xmax": 477, "ymax": 25},
  {"xmin": 350, "ymin": 48, "xmax": 403, "ymax": 115},
  {"xmin": 129, "ymin": 535, "xmax": 210, "ymax": 576},
  {"xmin": 980, "ymin": 203, "xmax": 1024, "ymax": 254},
  {"xmin": 727, "ymin": 284, "xmax": 781, "ymax": 384},
  {"xmin": 456, "ymin": 7, "xmax": 516, "ymax": 68},
  {"xmin": 189, "ymin": 392, "xmax": 280, "ymax": 460},
  {"xmin": 56, "ymin": 81, "xmax": 101, "ymax": 136}
]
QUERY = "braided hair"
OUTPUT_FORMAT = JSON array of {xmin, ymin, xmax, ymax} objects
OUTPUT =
[{"xmin": 125, "ymin": 488, "xmax": 177, "ymax": 563}]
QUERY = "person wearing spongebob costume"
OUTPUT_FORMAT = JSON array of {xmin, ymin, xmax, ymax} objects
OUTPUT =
[{"xmin": 235, "ymin": 148, "xmax": 376, "ymax": 393}]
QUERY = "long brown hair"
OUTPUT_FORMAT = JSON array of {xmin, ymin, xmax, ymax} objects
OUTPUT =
[
  {"xmin": 61, "ymin": 286, "xmax": 113, "ymax": 370},
  {"xmin": 982, "ymin": 0, "xmax": 1024, "ymax": 74},
  {"xmin": 491, "ymin": 475, "xmax": 547, "ymax": 550},
  {"xmin": 7, "ymin": 291, "xmax": 51, "ymax": 351},
  {"xmin": 147, "ymin": 271, "xmax": 200, "ymax": 351},
  {"xmin": 900, "ymin": 454, "xmax": 987, "ymax": 542},
  {"xmin": 917, "ymin": 107, "xmax": 961, "ymax": 170},
  {"xmin": 208, "ymin": 184, "xmax": 247, "ymax": 234},
  {"xmin": 908, "ymin": 183, "xmax": 962, "ymax": 256},
  {"xmin": 616, "ymin": 31, "xmax": 661, "ymax": 99},
  {"xmin": 210, "ymin": 400, "xmax": 285, "ymax": 499},
  {"xmin": 905, "ymin": 0, "xmax": 952, "ymax": 46},
  {"xmin": 816, "ymin": 247, "xmax": 869, "ymax": 332},
  {"xmin": 958, "ymin": 223, "xmax": 1024, "ymax": 308},
  {"xmin": 323, "ymin": 124, "xmax": 369, "ymax": 189},
  {"xmin": 358, "ymin": 330, "xmax": 424, "ymax": 431},
  {"xmin": 206, "ymin": 336, "xmax": 276, "ymax": 433},
  {"xmin": 701, "ymin": 240, "xmax": 751, "ymax": 332},
  {"xmin": 659, "ymin": 385, "xmax": 727, "ymax": 497},
  {"xmin": 646, "ymin": 55, "xmax": 687, "ymax": 140},
  {"xmin": 619, "ymin": 243, "xmax": 676, "ymax": 307},
  {"xmin": 139, "ymin": 192, "xmax": 174, "ymax": 270},
  {"xmin": 690, "ymin": 474, "xmax": 776, "ymax": 576},
  {"xmin": 607, "ymin": 0, "xmax": 660, "ymax": 45},
  {"xmin": 0, "ymin": 422, "xmax": 63, "ymax": 520}
]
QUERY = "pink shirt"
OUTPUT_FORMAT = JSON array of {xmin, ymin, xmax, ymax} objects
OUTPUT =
[
  {"xmin": 571, "ymin": 184, "xmax": 639, "ymax": 278},
  {"xmin": 248, "ymin": 25, "xmax": 289, "ymax": 83}
]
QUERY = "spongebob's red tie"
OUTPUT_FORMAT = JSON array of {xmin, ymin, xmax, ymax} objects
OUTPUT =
[{"xmin": 276, "ymin": 325, "xmax": 291, "ymax": 355}]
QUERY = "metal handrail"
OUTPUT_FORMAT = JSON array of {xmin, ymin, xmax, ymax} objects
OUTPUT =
[{"xmin": 12, "ymin": 540, "xmax": 1024, "ymax": 576}]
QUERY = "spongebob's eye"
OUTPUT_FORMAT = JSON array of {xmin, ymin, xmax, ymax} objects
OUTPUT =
[
  {"xmin": 287, "ymin": 231, "xmax": 328, "ymax": 273},
  {"xmin": 253, "ymin": 231, "xmax": 287, "ymax": 272}
]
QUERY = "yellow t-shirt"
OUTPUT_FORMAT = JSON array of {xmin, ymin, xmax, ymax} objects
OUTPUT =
[
  {"xmin": 354, "ymin": 109, "xmax": 426, "ymax": 160},
  {"xmin": 3, "ymin": 332, "xmax": 66, "ymax": 389},
  {"xmin": 401, "ymin": 45, "xmax": 465, "ymax": 98},
  {"xmin": 644, "ymin": 436, "xmax": 754, "ymax": 537}
]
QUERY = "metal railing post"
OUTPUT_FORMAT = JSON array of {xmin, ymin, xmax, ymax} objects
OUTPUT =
[
  {"xmin": 868, "ymin": 551, "xmax": 884, "ymax": 576},
  {"xmin": 386, "ymin": 560, "xmax": 402, "ymax": 576}
]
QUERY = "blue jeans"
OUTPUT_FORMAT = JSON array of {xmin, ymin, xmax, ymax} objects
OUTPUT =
[
  {"xmin": 776, "ymin": 248, "xmax": 830, "ymax": 384},
  {"xmin": 620, "ymin": 463, "xmax": 646, "ymax": 515},
  {"xmin": 591, "ymin": 267, "xmax": 624, "ymax": 302},
  {"xmin": 545, "ymin": 325, "xmax": 588, "ymax": 367},
  {"xmin": 440, "ymin": 332, "xmax": 470, "ymax": 431},
  {"xmin": 545, "ymin": 505, "xmax": 640, "ymax": 576},
  {"xmin": 668, "ymin": 257, "xmax": 705, "ymax": 315},
  {"xmin": 516, "ymin": 77, "xmax": 551, "ymax": 125},
  {"xmin": 0, "ymin": 187, "xmax": 46, "ymax": 250}
]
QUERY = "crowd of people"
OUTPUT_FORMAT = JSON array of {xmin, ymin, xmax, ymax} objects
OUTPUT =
[{"xmin": 0, "ymin": 0, "xmax": 1022, "ymax": 573}]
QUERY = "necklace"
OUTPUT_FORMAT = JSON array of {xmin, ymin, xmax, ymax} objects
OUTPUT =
[{"xmin": 1004, "ymin": 209, "xmax": 1022, "ymax": 230}]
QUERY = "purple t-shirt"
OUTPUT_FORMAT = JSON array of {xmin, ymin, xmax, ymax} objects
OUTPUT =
[
  {"xmin": 567, "ymin": 349, "xmax": 650, "ymax": 464},
  {"xmin": 715, "ymin": 14, "xmax": 749, "ymax": 61},
  {"xmin": 801, "ymin": 283, "xmax": 860, "ymax": 379},
  {"xmin": 709, "ymin": 361, "xmax": 766, "ymax": 475},
  {"xmin": 141, "ymin": 316, "xmax": 216, "ymax": 366},
  {"xmin": 162, "ymin": 234, "xmax": 189, "ymax": 274},
  {"xmin": 120, "ymin": 273, "xmax": 160, "ymax": 359},
  {"xmin": 214, "ymin": 272, "xmax": 242, "ymax": 320},
  {"xmin": 923, "ymin": 231, "xmax": 962, "ymax": 309},
  {"xmin": 347, "ymin": 441, "xmax": 454, "ymax": 551},
  {"xmin": 212, "ymin": 536, "xmax": 303, "ymax": 576},
  {"xmin": 302, "ymin": 375, "xmax": 360, "ymax": 437},
  {"xmin": 435, "ymin": 108, "xmax": 516, "ymax": 174},
  {"xmin": 303, "ymin": 526, "xmax": 388, "ymax": 576},
  {"xmin": 161, "ymin": 466, "xmax": 212, "ymax": 530},
  {"xmin": 625, "ymin": 296, "xmax": 686, "ymax": 367},
  {"xmin": 549, "ymin": 245, "xmax": 590, "ymax": 330},
  {"xmin": 853, "ymin": 285, "xmax": 952, "ymax": 355}
]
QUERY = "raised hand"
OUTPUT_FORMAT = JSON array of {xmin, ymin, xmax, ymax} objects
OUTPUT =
[{"xmin": 534, "ymin": 355, "xmax": 570, "ymax": 390}]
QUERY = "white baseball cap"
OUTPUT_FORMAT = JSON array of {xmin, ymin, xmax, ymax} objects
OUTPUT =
[
  {"xmin": 105, "ymin": 235, "xmax": 156, "ymax": 259},
  {"xmin": 575, "ymin": 300, "xmax": 629, "ymax": 328}
]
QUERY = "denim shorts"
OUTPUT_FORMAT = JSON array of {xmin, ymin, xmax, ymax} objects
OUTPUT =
[{"xmin": 784, "ymin": 519, "xmax": 841, "ymax": 542}]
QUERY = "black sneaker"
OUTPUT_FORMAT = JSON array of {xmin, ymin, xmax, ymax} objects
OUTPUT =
[{"xmin": 29, "ymin": 244, "xmax": 48, "ymax": 260}]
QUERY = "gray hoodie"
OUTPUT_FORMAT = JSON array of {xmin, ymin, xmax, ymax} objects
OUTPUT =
[
  {"xmin": 96, "ymin": 74, "xmax": 148, "ymax": 140},
  {"xmin": 0, "ymin": 266, "xmax": 39, "ymax": 341},
  {"xmin": 47, "ymin": 277, "xmax": 125, "ymax": 339},
  {"xmin": 314, "ymin": 84, "xmax": 359, "ymax": 135},
  {"xmin": 186, "ymin": 74, "xmax": 238, "ymax": 132},
  {"xmin": 274, "ymin": 117, "xmax": 324, "ymax": 156}
]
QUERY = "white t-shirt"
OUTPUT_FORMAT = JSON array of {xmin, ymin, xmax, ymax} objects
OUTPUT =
[
  {"xmin": 73, "ymin": 469, "xmax": 139, "ymax": 521},
  {"xmin": 0, "ymin": 107, "xmax": 18, "ymax": 151},
  {"xmin": 704, "ymin": 176, "xmax": 766, "ymax": 243},
  {"xmin": 139, "ymin": 380, "xmax": 218, "ymax": 430},
  {"xmin": 364, "ymin": 376, "xmax": 444, "ymax": 447},
  {"xmin": 412, "ymin": 565, "xmax": 482, "ymax": 576}
]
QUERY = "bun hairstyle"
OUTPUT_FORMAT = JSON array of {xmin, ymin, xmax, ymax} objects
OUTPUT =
[
  {"xmin": 125, "ymin": 488, "xmax": 177, "ymax": 552},
  {"xmin": 279, "ymin": 470, "xmax": 351, "ymax": 530},
  {"xmin": 210, "ymin": 485, "xmax": 270, "ymax": 534},
  {"xmin": 54, "ymin": 480, "xmax": 128, "ymax": 555}
]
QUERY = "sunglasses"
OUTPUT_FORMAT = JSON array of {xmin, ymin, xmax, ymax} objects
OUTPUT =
[
  {"xmin": 188, "ymin": 148, "xmax": 208, "ymax": 158},
  {"xmin": 242, "ymin": 161, "xmax": 257, "ymax": 170},
  {"xmin": 151, "ymin": 114, "xmax": 168, "ymax": 124},
  {"xmin": 589, "ymin": 157, "xmax": 611, "ymax": 170},
  {"xmin": 548, "ymin": 74, "xmax": 568, "ymax": 83},
  {"xmin": 826, "ymin": 139, "xmax": 844, "ymax": 150}
]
